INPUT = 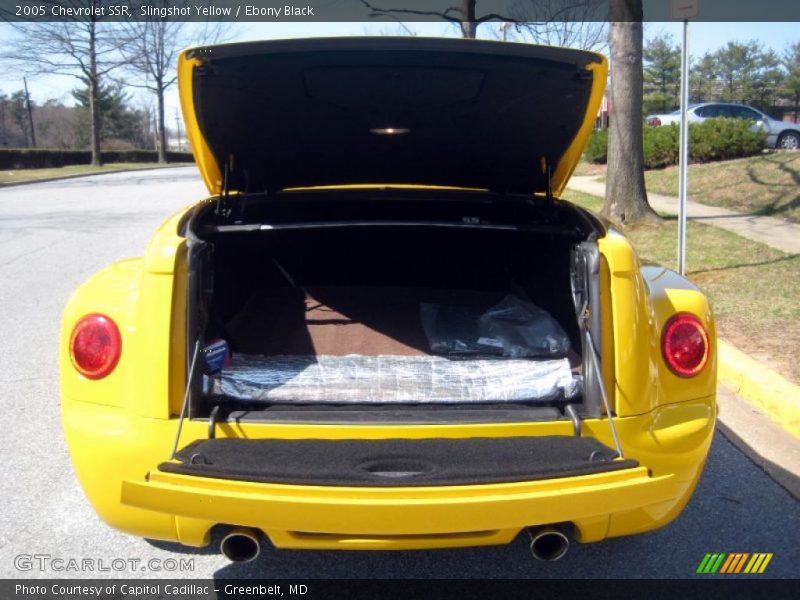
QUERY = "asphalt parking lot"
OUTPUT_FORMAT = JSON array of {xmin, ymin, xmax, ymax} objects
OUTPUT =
[{"xmin": 0, "ymin": 168, "xmax": 797, "ymax": 579}]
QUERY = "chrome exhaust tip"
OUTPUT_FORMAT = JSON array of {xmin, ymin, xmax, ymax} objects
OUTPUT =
[
  {"xmin": 220, "ymin": 528, "xmax": 261, "ymax": 563},
  {"xmin": 528, "ymin": 527, "xmax": 570, "ymax": 561}
]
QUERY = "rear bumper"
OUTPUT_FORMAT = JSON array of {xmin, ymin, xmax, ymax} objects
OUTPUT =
[
  {"xmin": 62, "ymin": 395, "xmax": 715, "ymax": 550},
  {"xmin": 123, "ymin": 465, "xmax": 681, "ymax": 550}
]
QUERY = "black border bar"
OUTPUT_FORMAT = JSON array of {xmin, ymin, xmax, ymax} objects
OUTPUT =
[
  {"xmin": 3, "ymin": 579, "xmax": 799, "ymax": 600},
  {"xmin": 1, "ymin": 0, "xmax": 799, "ymax": 23}
]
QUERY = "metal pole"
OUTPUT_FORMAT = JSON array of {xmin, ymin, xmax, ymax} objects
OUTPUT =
[{"xmin": 677, "ymin": 20, "xmax": 690, "ymax": 275}]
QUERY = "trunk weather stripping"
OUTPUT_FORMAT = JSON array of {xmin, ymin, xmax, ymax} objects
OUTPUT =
[{"xmin": 205, "ymin": 220, "xmax": 519, "ymax": 234}]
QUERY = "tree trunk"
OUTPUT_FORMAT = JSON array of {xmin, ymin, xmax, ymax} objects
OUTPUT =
[
  {"xmin": 23, "ymin": 77, "xmax": 36, "ymax": 148},
  {"xmin": 88, "ymin": 77, "xmax": 102, "ymax": 166},
  {"xmin": 602, "ymin": 0, "xmax": 658, "ymax": 225},
  {"xmin": 88, "ymin": 22, "xmax": 103, "ymax": 167},
  {"xmin": 156, "ymin": 82, "xmax": 167, "ymax": 163},
  {"xmin": 0, "ymin": 101, "xmax": 6, "ymax": 145},
  {"xmin": 460, "ymin": 0, "xmax": 477, "ymax": 38}
]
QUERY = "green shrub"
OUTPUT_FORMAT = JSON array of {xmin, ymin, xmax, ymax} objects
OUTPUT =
[
  {"xmin": 689, "ymin": 118, "xmax": 766, "ymax": 162},
  {"xmin": 583, "ymin": 118, "xmax": 766, "ymax": 168},
  {"xmin": 0, "ymin": 148, "xmax": 194, "ymax": 170},
  {"xmin": 584, "ymin": 128, "xmax": 608, "ymax": 164},
  {"xmin": 642, "ymin": 124, "xmax": 680, "ymax": 169}
]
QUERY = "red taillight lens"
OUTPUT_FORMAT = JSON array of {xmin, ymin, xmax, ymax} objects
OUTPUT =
[
  {"xmin": 661, "ymin": 313, "xmax": 709, "ymax": 377},
  {"xmin": 69, "ymin": 314, "xmax": 122, "ymax": 380}
]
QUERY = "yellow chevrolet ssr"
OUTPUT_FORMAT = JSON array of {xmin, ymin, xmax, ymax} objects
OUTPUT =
[{"xmin": 60, "ymin": 38, "xmax": 715, "ymax": 563}]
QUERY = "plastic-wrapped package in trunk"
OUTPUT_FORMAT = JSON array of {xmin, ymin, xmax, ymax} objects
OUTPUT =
[
  {"xmin": 214, "ymin": 354, "xmax": 581, "ymax": 404},
  {"xmin": 420, "ymin": 294, "xmax": 571, "ymax": 358}
]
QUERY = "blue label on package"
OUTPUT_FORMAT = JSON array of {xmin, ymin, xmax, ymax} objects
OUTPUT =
[{"xmin": 203, "ymin": 339, "xmax": 230, "ymax": 373}]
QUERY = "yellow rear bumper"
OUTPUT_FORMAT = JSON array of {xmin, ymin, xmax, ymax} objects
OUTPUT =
[
  {"xmin": 63, "ymin": 396, "xmax": 715, "ymax": 550},
  {"xmin": 122, "ymin": 466, "xmax": 681, "ymax": 549}
]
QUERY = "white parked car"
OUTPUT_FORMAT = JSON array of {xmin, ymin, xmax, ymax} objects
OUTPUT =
[{"xmin": 646, "ymin": 102, "xmax": 800, "ymax": 150}]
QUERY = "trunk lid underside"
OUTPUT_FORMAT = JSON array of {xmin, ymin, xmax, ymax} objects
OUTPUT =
[{"xmin": 179, "ymin": 37, "xmax": 607, "ymax": 196}]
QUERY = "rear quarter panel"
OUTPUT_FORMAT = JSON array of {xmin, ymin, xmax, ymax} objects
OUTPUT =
[
  {"xmin": 598, "ymin": 229, "xmax": 716, "ymax": 417},
  {"xmin": 60, "ymin": 208, "xmax": 191, "ymax": 419}
]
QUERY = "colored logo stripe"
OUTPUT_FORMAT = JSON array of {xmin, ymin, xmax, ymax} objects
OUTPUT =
[
  {"xmin": 697, "ymin": 553, "xmax": 726, "ymax": 573},
  {"xmin": 744, "ymin": 553, "xmax": 773, "ymax": 574},
  {"xmin": 720, "ymin": 553, "xmax": 749, "ymax": 573},
  {"xmin": 719, "ymin": 554, "xmax": 736, "ymax": 573},
  {"xmin": 698, "ymin": 553, "xmax": 773, "ymax": 574}
]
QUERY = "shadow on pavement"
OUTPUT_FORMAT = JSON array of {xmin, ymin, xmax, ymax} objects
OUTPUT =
[{"xmin": 717, "ymin": 421, "xmax": 800, "ymax": 500}]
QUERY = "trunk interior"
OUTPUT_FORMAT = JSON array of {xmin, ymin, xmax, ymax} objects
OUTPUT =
[{"xmin": 186, "ymin": 192, "xmax": 602, "ymax": 424}]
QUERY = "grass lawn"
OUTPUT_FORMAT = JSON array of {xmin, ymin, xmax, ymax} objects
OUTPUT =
[
  {"xmin": 572, "ymin": 161, "xmax": 607, "ymax": 177},
  {"xmin": 566, "ymin": 190, "xmax": 800, "ymax": 385},
  {"xmin": 644, "ymin": 152, "xmax": 800, "ymax": 223},
  {"xmin": 577, "ymin": 152, "xmax": 800, "ymax": 222},
  {"xmin": 0, "ymin": 162, "xmax": 187, "ymax": 185}
]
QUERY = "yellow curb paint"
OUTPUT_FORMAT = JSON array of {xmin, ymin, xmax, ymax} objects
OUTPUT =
[{"xmin": 717, "ymin": 339, "xmax": 800, "ymax": 440}]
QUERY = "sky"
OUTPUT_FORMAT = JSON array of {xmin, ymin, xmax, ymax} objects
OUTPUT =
[{"xmin": 0, "ymin": 20, "xmax": 797, "ymax": 131}]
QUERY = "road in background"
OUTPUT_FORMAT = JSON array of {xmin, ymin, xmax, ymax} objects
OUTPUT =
[{"xmin": 0, "ymin": 168, "xmax": 797, "ymax": 579}]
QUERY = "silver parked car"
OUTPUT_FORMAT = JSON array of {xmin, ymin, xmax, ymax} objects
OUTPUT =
[{"xmin": 646, "ymin": 102, "xmax": 800, "ymax": 150}]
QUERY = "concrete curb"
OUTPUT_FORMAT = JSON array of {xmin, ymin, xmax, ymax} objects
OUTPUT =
[
  {"xmin": 0, "ymin": 164, "xmax": 194, "ymax": 188},
  {"xmin": 717, "ymin": 339, "xmax": 800, "ymax": 439}
]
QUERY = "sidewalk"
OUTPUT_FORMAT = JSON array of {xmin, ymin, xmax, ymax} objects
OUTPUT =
[{"xmin": 567, "ymin": 175, "xmax": 800, "ymax": 255}]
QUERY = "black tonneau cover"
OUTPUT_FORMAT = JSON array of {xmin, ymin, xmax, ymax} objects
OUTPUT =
[{"xmin": 162, "ymin": 436, "xmax": 636, "ymax": 487}]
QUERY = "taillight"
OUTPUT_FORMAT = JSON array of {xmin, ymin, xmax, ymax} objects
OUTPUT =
[
  {"xmin": 648, "ymin": 117, "xmax": 662, "ymax": 126},
  {"xmin": 69, "ymin": 314, "xmax": 122, "ymax": 380},
  {"xmin": 661, "ymin": 313, "xmax": 709, "ymax": 377}
]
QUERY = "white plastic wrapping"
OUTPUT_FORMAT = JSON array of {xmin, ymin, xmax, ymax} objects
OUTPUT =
[{"xmin": 215, "ymin": 354, "xmax": 581, "ymax": 404}]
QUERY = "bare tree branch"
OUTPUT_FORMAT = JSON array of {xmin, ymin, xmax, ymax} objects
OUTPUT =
[
  {"xmin": 474, "ymin": 13, "xmax": 518, "ymax": 24},
  {"xmin": 1, "ymin": 1, "xmax": 127, "ymax": 164},
  {"xmin": 115, "ymin": 3, "xmax": 230, "ymax": 162},
  {"xmin": 357, "ymin": 0, "xmax": 607, "ymax": 43},
  {"xmin": 506, "ymin": 0, "xmax": 607, "ymax": 51},
  {"xmin": 359, "ymin": 0, "xmax": 465, "ymax": 25}
]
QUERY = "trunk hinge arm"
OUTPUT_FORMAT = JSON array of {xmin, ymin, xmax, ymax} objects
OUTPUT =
[
  {"xmin": 581, "ymin": 318, "xmax": 624, "ymax": 458},
  {"xmin": 169, "ymin": 340, "xmax": 201, "ymax": 460},
  {"xmin": 565, "ymin": 404, "xmax": 582, "ymax": 437},
  {"xmin": 546, "ymin": 162, "xmax": 554, "ymax": 206},
  {"xmin": 541, "ymin": 156, "xmax": 555, "ymax": 207},
  {"xmin": 216, "ymin": 158, "xmax": 233, "ymax": 218},
  {"xmin": 208, "ymin": 405, "xmax": 220, "ymax": 439}
]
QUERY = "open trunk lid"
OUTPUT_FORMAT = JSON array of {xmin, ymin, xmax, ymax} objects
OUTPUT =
[{"xmin": 178, "ymin": 37, "xmax": 607, "ymax": 197}]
